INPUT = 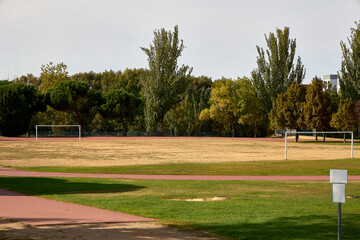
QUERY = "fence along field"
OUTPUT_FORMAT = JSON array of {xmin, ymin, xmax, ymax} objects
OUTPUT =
[{"xmin": 0, "ymin": 137, "xmax": 357, "ymax": 167}]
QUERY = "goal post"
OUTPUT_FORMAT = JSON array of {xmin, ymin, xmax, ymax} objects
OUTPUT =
[
  {"xmin": 284, "ymin": 131, "xmax": 353, "ymax": 160},
  {"xmin": 35, "ymin": 125, "xmax": 81, "ymax": 141}
]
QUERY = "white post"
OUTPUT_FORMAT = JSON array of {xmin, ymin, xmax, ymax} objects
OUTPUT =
[
  {"xmin": 36, "ymin": 125, "xmax": 38, "ymax": 141},
  {"xmin": 285, "ymin": 130, "xmax": 287, "ymax": 160},
  {"xmin": 79, "ymin": 125, "xmax": 81, "ymax": 141},
  {"xmin": 351, "ymin": 132, "xmax": 353, "ymax": 159}
]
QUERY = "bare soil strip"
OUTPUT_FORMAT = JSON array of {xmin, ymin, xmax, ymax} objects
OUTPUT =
[{"xmin": 0, "ymin": 218, "xmax": 215, "ymax": 240}]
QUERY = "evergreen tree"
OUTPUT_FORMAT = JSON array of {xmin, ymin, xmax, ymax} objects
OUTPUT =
[
  {"xmin": 0, "ymin": 82, "xmax": 46, "ymax": 136},
  {"xmin": 47, "ymin": 80, "xmax": 101, "ymax": 127},
  {"xmin": 99, "ymin": 89, "xmax": 141, "ymax": 136}
]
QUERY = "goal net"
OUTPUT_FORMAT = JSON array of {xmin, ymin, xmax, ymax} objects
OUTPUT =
[
  {"xmin": 35, "ymin": 125, "xmax": 81, "ymax": 141},
  {"xmin": 284, "ymin": 131, "xmax": 353, "ymax": 160}
]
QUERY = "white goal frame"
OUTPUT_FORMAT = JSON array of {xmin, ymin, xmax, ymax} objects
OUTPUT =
[
  {"xmin": 35, "ymin": 125, "xmax": 81, "ymax": 141},
  {"xmin": 284, "ymin": 131, "xmax": 353, "ymax": 160}
]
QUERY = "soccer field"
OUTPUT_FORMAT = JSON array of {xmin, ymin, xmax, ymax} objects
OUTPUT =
[{"xmin": 0, "ymin": 137, "xmax": 357, "ymax": 167}]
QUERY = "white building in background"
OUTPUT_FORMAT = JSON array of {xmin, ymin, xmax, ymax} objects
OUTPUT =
[{"xmin": 323, "ymin": 74, "xmax": 340, "ymax": 92}]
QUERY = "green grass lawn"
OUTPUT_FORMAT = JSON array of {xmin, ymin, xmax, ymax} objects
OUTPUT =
[
  {"xmin": 1, "ymin": 176, "xmax": 359, "ymax": 239},
  {"xmin": 16, "ymin": 158, "xmax": 360, "ymax": 176}
]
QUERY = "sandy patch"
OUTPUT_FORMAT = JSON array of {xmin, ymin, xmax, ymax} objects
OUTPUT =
[{"xmin": 0, "ymin": 218, "xmax": 217, "ymax": 240}]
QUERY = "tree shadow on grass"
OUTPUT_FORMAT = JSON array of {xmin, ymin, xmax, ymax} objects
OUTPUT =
[
  {"xmin": 197, "ymin": 214, "xmax": 360, "ymax": 240},
  {"xmin": 0, "ymin": 177, "xmax": 145, "ymax": 195}
]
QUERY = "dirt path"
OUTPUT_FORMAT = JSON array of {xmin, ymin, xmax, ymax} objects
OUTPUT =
[{"xmin": 0, "ymin": 218, "xmax": 215, "ymax": 240}]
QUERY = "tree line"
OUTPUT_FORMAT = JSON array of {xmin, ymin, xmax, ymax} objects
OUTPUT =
[{"xmin": 1, "ymin": 22, "xmax": 360, "ymax": 138}]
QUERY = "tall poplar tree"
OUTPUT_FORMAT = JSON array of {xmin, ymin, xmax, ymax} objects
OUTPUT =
[
  {"xmin": 140, "ymin": 26, "xmax": 192, "ymax": 133},
  {"xmin": 251, "ymin": 27, "xmax": 305, "ymax": 113},
  {"xmin": 339, "ymin": 21, "xmax": 360, "ymax": 101}
]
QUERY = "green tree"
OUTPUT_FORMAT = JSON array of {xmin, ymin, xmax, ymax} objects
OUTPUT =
[
  {"xmin": 251, "ymin": 27, "xmax": 306, "ymax": 113},
  {"xmin": 39, "ymin": 62, "xmax": 69, "ymax": 93},
  {"xmin": 30, "ymin": 107, "xmax": 78, "ymax": 131},
  {"xmin": 47, "ymin": 80, "xmax": 101, "ymax": 127},
  {"xmin": 99, "ymin": 89, "xmax": 141, "ymax": 136},
  {"xmin": 12, "ymin": 74, "xmax": 41, "ymax": 89},
  {"xmin": 165, "ymin": 76, "xmax": 212, "ymax": 135},
  {"xmin": 100, "ymin": 70, "xmax": 122, "ymax": 93},
  {"xmin": 339, "ymin": 21, "xmax": 360, "ymax": 101},
  {"xmin": 0, "ymin": 82, "xmax": 46, "ymax": 136},
  {"xmin": 71, "ymin": 71, "xmax": 102, "ymax": 91},
  {"xmin": 355, "ymin": 100, "xmax": 360, "ymax": 125},
  {"xmin": 207, "ymin": 79, "xmax": 240, "ymax": 137},
  {"xmin": 89, "ymin": 113, "xmax": 122, "ymax": 133},
  {"xmin": 141, "ymin": 25, "xmax": 192, "ymax": 133},
  {"xmin": 36, "ymin": 62, "xmax": 74, "ymax": 130},
  {"xmin": 200, "ymin": 78, "xmax": 261, "ymax": 137},
  {"xmin": 119, "ymin": 68, "xmax": 147, "ymax": 97},
  {"xmin": 237, "ymin": 78, "xmax": 264, "ymax": 137},
  {"xmin": 97, "ymin": 68, "xmax": 145, "ymax": 94},
  {"xmin": 0, "ymin": 80, "xmax": 12, "ymax": 87},
  {"xmin": 299, "ymin": 78, "xmax": 332, "ymax": 141},
  {"xmin": 269, "ymin": 82, "xmax": 306, "ymax": 142},
  {"xmin": 326, "ymin": 86, "xmax": 340, "ymax": 114},
  {"xmin": 331, "ymin": 98, "xmax": 358, "ymax": 142}
]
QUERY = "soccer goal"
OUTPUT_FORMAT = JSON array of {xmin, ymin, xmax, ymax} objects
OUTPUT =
[
  {"xmin": 284, "ymin": 131, "xmax": 353, "ymax": 160},
  {"xmin": 35, "ymin": 125, "xmax": 81, "ymax": 141}
]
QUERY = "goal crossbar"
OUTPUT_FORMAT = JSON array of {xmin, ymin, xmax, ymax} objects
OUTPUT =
[
  {"xmin": 284, "ymin": 131, "xmax": 353, "ymax": 160},
  {"xmin": 35, "ymin": 125, "xmax": 81, "ymax": 141}
]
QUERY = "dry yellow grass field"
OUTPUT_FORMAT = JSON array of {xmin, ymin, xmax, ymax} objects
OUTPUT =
[{"xmin": 0, "ymin": 137, "xmax": 356, "ymax": 167}]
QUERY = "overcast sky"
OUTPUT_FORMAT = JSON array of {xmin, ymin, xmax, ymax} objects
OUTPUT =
[{"xmin": 1, "ymin": 0, "xmax": 359, "ymax": 83}]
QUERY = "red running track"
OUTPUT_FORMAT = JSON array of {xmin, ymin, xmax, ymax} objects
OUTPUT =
[{"xmin": 0, "ymin": 188, "xmax": 154, "ymax": 226}]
